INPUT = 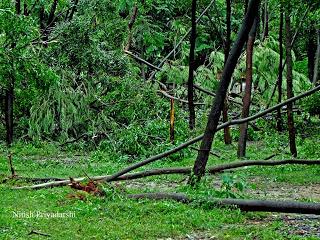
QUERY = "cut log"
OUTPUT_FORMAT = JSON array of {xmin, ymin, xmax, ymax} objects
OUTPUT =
[{"xmin": 128, "ymin": 192, "xmax": 320, "ymax": 215}]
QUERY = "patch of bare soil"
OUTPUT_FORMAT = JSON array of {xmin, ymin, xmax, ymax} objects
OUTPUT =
[
  {"xmin": 246, "ymin": 177, "xmax": 320, "ymax": 201},
  {"xmin": 158, "ymin": 232, "xmax": 217, "ymax": 240}
]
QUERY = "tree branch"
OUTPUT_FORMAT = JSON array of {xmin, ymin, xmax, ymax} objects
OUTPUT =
[
  {"xmin": 157, "ymin": 91, "xmax": 204, "ymax": 106},
  {"xmin": 12, "ymin": 159, "xmax": 320, "ymax": 190}
]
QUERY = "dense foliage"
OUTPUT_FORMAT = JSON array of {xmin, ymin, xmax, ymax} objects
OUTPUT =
[{"xmin": 0, "ymin": 0, "xmax": 319, "ymax": 161}]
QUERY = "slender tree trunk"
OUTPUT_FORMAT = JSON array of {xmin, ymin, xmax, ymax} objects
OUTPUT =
[
  {"xmin": 68, "ymin": 0, "xmax": 79, "ymax": 21},
  {"xmin": 23, "ymin": 1, "xmax": 28, "ymax": 15},
  {"xmin": 5, "ymin": 80, "xmax": 14, "ymax": 146},
  {"xmin": 237, "ymin": 16, "xmax": 258, "ymax": 158},
  {"xmin": 191, "ymin": 0, "xmax": 260, "ymax": 183},
  {"xmin": 48, "ymin": 0, "xmax": 58, "ymax": 25},
  {"xmin": 313, "ymin": 29, "xmax": 320, "ymax": 85},
  {"xmin": 276, "ymin": 5, "xmax": 284, "ymax": 131},
  {"xmin": 244, "ymin": 0, "xmax": 249, "ymax": 13},
  {"xmin": 224, "ymin": 0, "xmax": 231, "ymax": 63},
  {"xmin": 187, "ymin": 0, "xmax": 197, "ymax": 129},
  {"xmin": 308, "ymin": 23, "xmax": 316, "ymax": 82},
  {"xmin": 5, "ymin": 1, "xmax": 21, "ymax": 146},
  {"xmin": 285, "ymin": 7, "xmax": 297, "ymax": 157},
  {"xmin": 15, "ymin": 0, "xmax": 21, "ymax": 14},
  {"xmin": 222, "ymin": 0, "xmax": 232, "ymax": 144},
  {"xmin": 125, "ymin": 5, "xmax": 138, "ymax": 51},
  {"xmin": 262, "ymin": 0, "xmax": 268, "ymax": 40}
]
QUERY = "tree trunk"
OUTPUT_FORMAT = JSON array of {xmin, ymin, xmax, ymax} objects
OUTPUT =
[
  {"xmin": 68, "ymin": 0, "xmax": 79, "ymax": 21},
  {"xmin": 15, "ymin": 0, "xmax": 21, "ymax": 14},
  {"xmin": 262, "ymin": 0, "xmax": 268, "ymax": 40},
  {"xmin": 308, "ymin": 23, "xmax": 316, "ymax": 82},
  {"xmin": 192, "ymin": 0, "xmax": 260, "ymax": 183},
  {"xmin": 276, "ymin": 5, "xmax": 284, "ymax": 131},
  {"xmin": 237, "ymin": 16, "xmax": 258, "ymax": 158},
  {"xmin": 222, "ymin": 0, "xmax": 232, "ymax": 144},
  {"xmin": 124, "ymin": 5, "xmax": 138, "ymax": 51},
  {"xmin": 187, "ymin": 0, "xmax": 197, "ymax": 130},
  {"xmin": 285, "ymin": 7, "xmax": 297, "ymax": 157},
  {"xmin": 48, "ymin": 0, "xmax": 58, "ymax": 26},
  {"xmin": 5, "ymin": 80, "xmax": 14, "ymax": 146},
  {"xmin": 313, "ymin": 28, "xmax": 320, "ymax": 85},
  {"xmin": 244, "ymin": 0, "xmax": 249, "ymax": 13}
]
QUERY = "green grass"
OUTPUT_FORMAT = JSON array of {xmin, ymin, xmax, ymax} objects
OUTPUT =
[{"xmin": 1, "ymin": 122, "xmax": 320, "ymax": 239}]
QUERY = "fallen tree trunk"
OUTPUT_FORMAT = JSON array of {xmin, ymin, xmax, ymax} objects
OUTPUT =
[
  {"xmin": 12, "ymin": 159, "xmax": 320, "ymax": 190},
  {"xmin": 127, "ymin": 192, "xmax": 320, "ymax": 215}
]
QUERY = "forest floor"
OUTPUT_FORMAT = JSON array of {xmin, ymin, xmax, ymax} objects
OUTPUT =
[{"xmin": 0, "ymin": 123, "xmax": 320, "ymax": 239}]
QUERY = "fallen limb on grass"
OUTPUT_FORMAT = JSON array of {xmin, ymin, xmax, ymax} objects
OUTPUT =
[
  {"xmin": 127, "ymin": 192, "xmax": 320, "ymax": 215},
  {"xmin": 12, "ymin": 159, "xmax": 320, "ymax": 190}
]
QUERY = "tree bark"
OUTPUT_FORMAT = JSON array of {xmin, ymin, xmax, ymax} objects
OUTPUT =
[
  {"xmin": 128, "ymin": 193, "xmax": 320, "ymax": 215},
  {"xmin": 192, "ymin": 0, "xmax": 261, "ymax": 183},
  {"xmin": 222, "ymin": 0, "xmax": 232, "ymax": 144},
  {"xmin": 276, "ymin": 6, "xmax": 284, "ymax": 131},
  {"xmin": 237, "ymin": 16, "xmax": 258, "ymax": 158},
  {"xmin": 125, "ymin": 5, "xmax": 138, "ymax": 51},
  {"xmin": 308, "ymin": 23, "xmax": 316, "ymax": 82},
  {"xmin": 15, "ymin": 0, "xmax": 21, "ymax": 14},
  {"xmin": 5, "ymin": 82, "xmax": 14, "ymax": 146},
  {"xmin": 68, "ymin": 0, "xmax": 79, "ymax": 21},
  {"xmin": 313, "ymin": 28, "xmax": 320, "ymax": 85},
  {"xmin": 285, "ymin": 6, "xmax": 297, "ymax": 157},
  {"xmin": 262, "ymin": 0, "xmax": 268, "ymax": 40},
  {"xmin": 187, "ymin": 0, "xmax": 197, "ymax": 130},
  {"xmin": 48, "ymin": 0, "xmax": 58, "ymax": 26}
]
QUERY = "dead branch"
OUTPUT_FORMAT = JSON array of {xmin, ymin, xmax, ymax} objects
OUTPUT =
[
  {"xmin": 124, "ymin": 50, "xmax": 161, "ymax": 71},
  {"xmin": 157, "ymin": 91, "xmax": 205, "ymax": 106},
  {"xmin": 28, "ymin": 230, "xmax": 51, "ymax": 237},
  {"xmin": 127, "ymin": 192, "xmax": 320, "ymax": 215},
  {"xmin": 190, "ymin": 146, "xmax": 220, "ymax": 158},
  {"xmin": 193, "ymin": 84, "xmax": 242, "ymax": 106},
  {"xmin": 12, "ymin": 159, "xmax": 320, "ymax": 190}
]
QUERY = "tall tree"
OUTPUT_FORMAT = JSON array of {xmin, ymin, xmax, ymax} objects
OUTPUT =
[
  {"xmin": 276, "ymin": 4, "xmax": 284, "ymax": 131},
  {"xmin": 191, "ymin": 0, "xmax": 260, "ymax": 183},
  {"xmin": 4, "ymin": 1, "xmax": 22, "ymax": 146},
  {"xmin": 237, "ymin": 15, "xmax": 258, "ymax": 158},
  {"xmin": 187, "ymin": 0, "xmax": 197, "ymax": 129},
  {"xmin": 222, "ymin": 0, "xmax": 232, "ymax": 144},
  {"xmin": 285, "ymin": 3, "xmax": 297, "ymax": 157},
  {"xmin": 313, "ymin": 28, "xmax": 320, "ymax": 85}
]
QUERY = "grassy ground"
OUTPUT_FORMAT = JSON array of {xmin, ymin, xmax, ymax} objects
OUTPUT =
[{"xmin": 0, "ymin": 122, "xmax": 320, "ymax": 239}]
